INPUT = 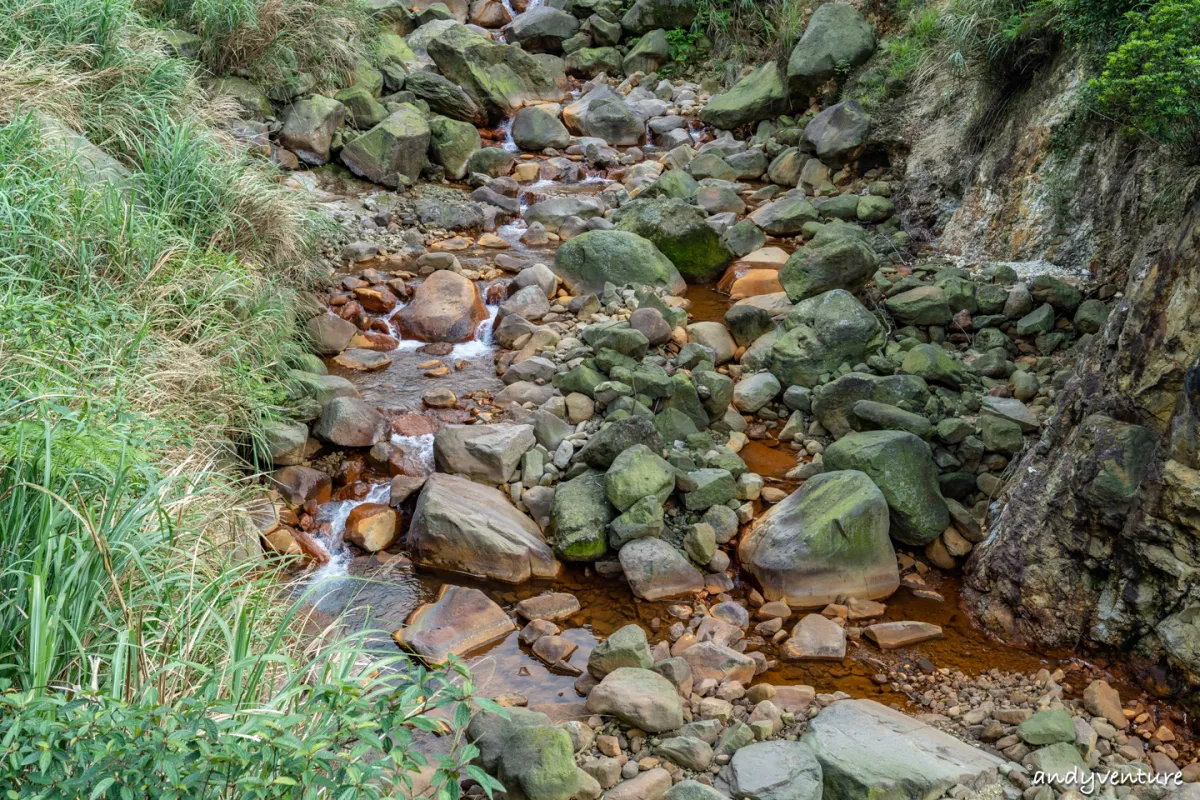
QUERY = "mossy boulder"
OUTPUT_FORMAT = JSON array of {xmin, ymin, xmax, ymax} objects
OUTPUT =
[
  {"xmin": 779, "ymin": 238, "xmax": 878, "ymax": 302},
  {"xmin": 623, "ymin": 28, "xmax": 669, "ymax": 74},
  {"xmin": 612, "ymin": 198, "xmax": 734, "ymax": 283},
  {"xmin": 699, "ymin": 62, "xmax": 787, "ymax": 130},
  {"xmin": 512, "ymin": 105, "xmax": 572, "ymax": 150},
  {"xmin": 787, "ymin": 1, "xmax": 875, "ymax": 100},
  {"xmin": 403, "ymin": 71, "xmax": 487, "ymax": 125},
  {"xmin": 335, "ymin": 85, "xmax": 389, "ymax": 130},
  {"xmin": 552, "ymin": 469, "xmax": 616, "ymax": 561},
  {"xmin": 280, "ymin": 96, "xmax": 345, "ymax": 165},
  {"xmin": 823, "ymin": 430, "xmax": 950, "ymax": 546},
  {"xmin": 428, "ymin": 115, "xmax": 482, "ymax": 179},
  {"xmin": 340, "ymin": 105, "xmax": 430, "ymax": 187},
  {"xmin": 468, "ymin": 709, "xmax": 580, "ymax": 800},
  {"xmin": 564, "ymin": 46, "xmax": 624, "ymax": 78},
  {"xmin": 605, "ymin": 444, "xmax": 675, "ymax": 511},
  {"xmin": 739, "ymin": 468, "xmax": 896, "ymax": 608},
  {"xmin": 554, "ymin": 230, "xmax": 686, "ymax": 296}
]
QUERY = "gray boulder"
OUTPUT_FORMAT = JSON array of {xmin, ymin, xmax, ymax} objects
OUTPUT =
[
  {"xmin": 729, "ymin": 741, "xmax": 823, "ymax": 800},
  {"xmin": 340, "ymin": 105, "xmax": 430, "ymax": 187},
  {"xmin": 699, "ymin": 62, "xmax": 787, "ymax": 130},
  {"xmin": 512, "ymin": 105, "xmax": 572, "ymax": 150},
  {"xmin": 554, "ymin": 230, "xmax": 686, "ymax": 296},
  {"xmin": 409, "ymin": 473, "xmax": 560, "ymax": 582},
  {"xmin": 586, "ymin": 667, "xmax": 684, "ymax": 732},
  {"xmin": 507, "ymin": 6, "xmax": 580, "ymax": 53},
  {"xmin": 280, "ymin": 96, "xmax": 345, "ymax": 165},
  {"xmin": 787, "ymin": 2, "xmax": 876, "ymax": 100},
  {"xmin": 803, "ymin": 700, "xmax": 1005, "ymax": 800},
  {"xmin": 620, "ymin": 537, "xmax": 703, "ymax": 600},
  {"xmin": 433, "ymin": 423, "xmax": 536, "ymax": 483},
  {"xmin": 313, "ymin": 397, "xmax": 388, "ymax": 447},
  {"xmin": 739, "ymin": 470, "xmax": 897, "ymax": 607},
  {"xmin": 804, "ymin": 100, "xmax": 870, "ymax": 166}
]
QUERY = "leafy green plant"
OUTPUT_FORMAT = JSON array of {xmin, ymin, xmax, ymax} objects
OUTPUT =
[{"xmin": 1091, "ymin": 0, "xmax": 1200, "ymax": 146}]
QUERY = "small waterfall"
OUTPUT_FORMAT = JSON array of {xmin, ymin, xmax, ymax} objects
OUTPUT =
[
  {"xmin": 499, "ymin": 116, "xmax": 518, "ymax": 152},
  {"xmin": 309, "ymin": 481, "xmax": 392, "ymax": 580},
  {"xmin": 390, "ymin": 432, "xmax": 435, "ymax": 476}
]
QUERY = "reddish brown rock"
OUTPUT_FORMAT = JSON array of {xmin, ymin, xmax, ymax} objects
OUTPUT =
[
  {"xmin": 393, "ymin": 584, "xmax": 516, "ymax": 665},
  {"xmin": 344, "ymin": 502, "xmax": 399, "ymax": 552},
  {"xmin": 270, "ymin": 466, "xmax": 332, "ymax": 506},
  {"xmin": 395, "ymin": 270, "xmax": 487, "ymax": 343}
]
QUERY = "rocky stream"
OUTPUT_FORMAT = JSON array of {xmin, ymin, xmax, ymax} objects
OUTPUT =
[{"xmin": 243, "ymin": 1, "xmax": 1200, "ymax": 798}]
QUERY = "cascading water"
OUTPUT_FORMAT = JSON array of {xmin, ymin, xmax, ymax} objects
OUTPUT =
[{"xmin": 309, "ymin": 481, "xmax": 392, "ymax": 581}]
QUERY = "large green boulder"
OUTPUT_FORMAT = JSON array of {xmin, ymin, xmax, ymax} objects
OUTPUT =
[
  {"xmin": 605, "ymin": 444, "xmax": 675, "ymax": 511},
  {"xmin": 748, "ymin": 289, "xmax": 883, "ymax": 388},
  {"xmin": 823, "ymin": 431, "xmax": 950, "ymax": 545},
  {"xmin": 885, "ymin": 285, "xmax": 953, "ymax": 326},
  {"xmin": 551, "ymin": 469, "xmax": 616, "ymax": 561},
  {"xmin": 335, "ymin": 85, "xmax": 388, "ymax": 130},
  {"xmin": 577, "ymin": 415, "xmax": 663, "ymax": 469},
  {"xmin": 812, "ymin": 373, "xmax": 931, "ymax": 439},
  {"xmin": 1017, "ymin": 709, "xmax": 1077, "ymax": 746},
  {"xmin": 803, "ymin": 99, "xmax": 870, "ymax": 166},
  {"xmin": 280, "ymin": 96, "xmax": 345, "ymax": 165},
  {"xmin": 588, "ymin": 623, "xmax": 653, "ymax": 678},
  {"xmin": 621, "ymin": 0, "xmax": 696, "ymax": 34},
  {"xmin": 427, "ymin": 115, "xmax": 481, "ymax": 179},
  {"xmin": 803, "ymin": 700, "xmax": 1005, "ymax": 800},
  {"xmin": 564, "ymin": 46, "xmax": 623, "ymax": 78},
  {"xmin": 900, "ymin": 343, "xmax": 966, "ymax": 387},
  {"xmin": 427, "ymin": 23, "xmax": 563, "ymax": 123},
  {"xmin": 787, "ymin": 2, "xmax": 876, "ymax": 100},
  {"xmin": 554, "ymin": 230, "xmax": 686, "ymax": 296},
  {"xmin": 699, "ymin": 62, "xmax": 787, "ymax": 130},
  {"xmin": 779, "ymin": 238, "xmax": 878, "ymax": 302},
  {"xmin": 468, "ymin": 709, "xmax": 580, "ymax": 800},
  {"xmin": 340, "ymin": 105, "xmax": 430, "ymax": 187},
  {"xmin": 512, "ymin": 105, "xmax": 572, "ymax": 150},
  {"xmin": 613, "ymin": 198, "xmax": 734, "ymax": 283},
  {"xmin": 650, "ymin": 168, "xmax": 699, "ymax": 200},
  {"xmin": 623, "ymin": 28, "xmax": 669, "ymax": 74},
  {"xmin": 739, "ymin": 470, "xmax": 897, "ymax": 607},
  {"xmin": 403, "ymin": 70, "xmax": 487, "ymax": 125}
]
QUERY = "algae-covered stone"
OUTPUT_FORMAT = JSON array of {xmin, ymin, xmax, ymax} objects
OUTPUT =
[
  {"xmin": 404, "ymin": 71, "xmax": 487, "ymax": 124},
  {"xmin": 1018, "ymin": 709, "xmax": 1077, "ymax": 746},
  {"xmin": 340, "ymin": 105, "xmax": 430, "ymax": 186},
  {"xmin": 979, "ymin": 415, "xmax": 1024, "ymax": 455},
  {"xmin": 699, "ymin": 62, "xmax": 787, "ymax": 130},
  {"xmin": 578, "ymin": 415, "xmax": 663, "ymax": 469},
  {"xmin": 652, "ymin": 168, "xmax": 700, "ymax": 200},
  {"xmin": 779, "ymin": 238, "xmax": 877, "ymax": 302},
  {"xmin": 620, "ymin": 537, "xmax": 704, "ymax": 600},
  {"xmin": 605, "ymin": 444, "xmax": 675, "ymax": 511},
  {"xmin": 739, "ymin": 470, "xmax": 897, "ymax": 607},
  {"xmin": 1016, "ymin": 303, "xmax": 1055, "ymax": 335},
  {"xmin": 427, "ymin": 23, "xmax": 563, "ymax": 123},
  {"xmin": 335, "ymin": 85, "xmax": 388, "ymax": 130},
  {"xmin": 280, "ymin": 96, "xmax": 345, "ymax": 165},
  {"xmin": 684, "ymin": 468, "xmax": 737, "ymax": 511},
  {"xmin": 609, "ymin": 494, "xmax": 665, "ymax": 547},
  {"xmin": 588, "ymin": 623, "xmax": 653, "ymax": 678},
  {"xmin": 552, "ymin": 469, "xmax": 616, "ymax": 561},
  {"xmin": 787, "ymin": 1, "xmax": 876, "ymax": 100},
  {"xmin": 427, "ymin": 115, "xmax": 481, "ymax": 179},
  {"xmin": 468, "ymin": 709, "xmax": 579, "ymax": 800},
  {"xmin": 823, "ymin": 431, "xmax": 949, "ymax": 545},
  {"xmin": 900, "ymin": 343, "xmax": 966, "ymax": 388},
  {"xmin": 621, "ymin": 0, "xmax": 697, "ymax": 34},
  {"xmin": 612, "ymin": 197, "xmax": 734, "ymax": 283},
  {"xmin": 756, "ymin": 289, "xmax": 883, "ymax": 388},
  {"xmin": 623, "ymin": 28, "xmax": 669, "ymax": 74},
  {"xmin": 885, "ymin": 285, "xmax": 952, "ymax": 326},
  {"xmin": 564, "ymin": 46, "xmax": 623, "ymax": 79},
  {"xmin": 554, "ymin": 230, "xmax": 686, "ymax": 296},
  {"xmin": 849, "ymin": 400, "xmax": 932, "ymax": 439}
]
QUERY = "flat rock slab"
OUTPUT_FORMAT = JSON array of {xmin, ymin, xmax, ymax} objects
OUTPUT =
[
  {"xmin": 803, "ymin": 699, "xmax": 1005, "ymax": 800},
  {"xmin": 782, "ymin": 613, "xmax": 847, "ymax": 661},
  {"xmin": 619, "ymin": 537, "xmax": 704, "ymax": 600},
  {"xmin": 515, "ymin": 592, "xmax": 582, "ymax": 621},
  {"xmin": 393, "ymin": 584, "xmax": 515, "ymax": 664},
  {"xmin": 864, "ymin": 621, "xmax": 944, "ymax": 649},
  {"xmin": 605, "ymin": 767, "xmax": 672, "ymax": 800}
]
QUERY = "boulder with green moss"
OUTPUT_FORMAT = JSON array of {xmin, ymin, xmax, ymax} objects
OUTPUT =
[
  {"xmin": 613, "ymin": 198, "xmax": 734, "ymax": 283},
  {"xmin": 339, "ymin": 105, "xmax": 429, "ymax": 186}
]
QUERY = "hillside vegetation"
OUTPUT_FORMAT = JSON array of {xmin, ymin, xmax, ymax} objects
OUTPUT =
[{"xmin": 0, "ymin": 0, "xmax": 483, "ymax": 795}]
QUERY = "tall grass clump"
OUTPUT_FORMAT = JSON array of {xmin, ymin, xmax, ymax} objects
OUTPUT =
[
  {"xmin": 0, "ymin": 0, "xmax": 488, "ymax": 793},
  {"xmin": 693, "ymin": 0, "xmax": 814, "ymax": 82},
  {"xmin": 148, "ymin": 0, "xmax": 377, "ymax": 87}
]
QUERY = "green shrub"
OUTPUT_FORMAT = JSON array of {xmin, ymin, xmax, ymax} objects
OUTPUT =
[
  {"xmin": 0, "ymin": 662, "xmax": 502, "ymax": 798},
  {"xmin": 1091, "ymin": 0, "xmax": 1200, "ymax": 145}
]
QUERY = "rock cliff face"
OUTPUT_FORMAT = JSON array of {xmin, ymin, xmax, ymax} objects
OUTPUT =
[
  {"xmin": 877, "ymin": 36, "xmax": 1200, "ymax": 700},
  {"xmin": 964, "ymin": 202, "xmax": 1200, "ymax": 698}
]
